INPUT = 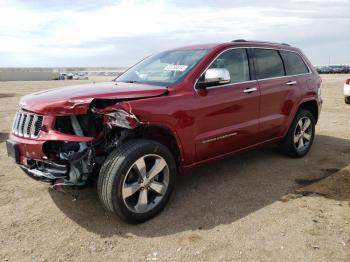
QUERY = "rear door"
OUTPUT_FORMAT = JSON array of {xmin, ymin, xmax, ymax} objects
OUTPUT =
[
  {"xmin": 253, "ymin": 48, "xmax": 297, "ymax": 142},
  {"xmin": 193, "ymin": 48, "xmax": 260, "ymax": 161},
  {"xmin": 279, "ymin": 49, "xmax": 311, "ymax": 97}
]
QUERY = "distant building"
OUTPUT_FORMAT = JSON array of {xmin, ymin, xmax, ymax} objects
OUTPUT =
[
  {"xmin": 0, "ymin": 67, "xmax": 127, "ymax": 81},
  {"xmin": 0, "ymin": 68, "xmax": 59, "ymax": 81}
]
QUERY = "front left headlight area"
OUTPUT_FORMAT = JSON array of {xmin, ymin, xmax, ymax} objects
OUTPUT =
[
  {"xmin": 104, "ymin": 109, "xmax": 142, "ymax": 129},
  {"xmin": 54, "ymin": 114, "xmax": 103, "ymax": 137}
]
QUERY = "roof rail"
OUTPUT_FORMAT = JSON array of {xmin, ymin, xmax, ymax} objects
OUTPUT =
[{"xmin": 231, "ymin": 39, "xmax": 290, "ymax": 46}]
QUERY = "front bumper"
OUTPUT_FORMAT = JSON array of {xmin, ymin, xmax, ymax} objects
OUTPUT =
[
  {"xmin": 6, "ymin": 137, "xmax": 70, "ymax": 184},
  {"xmin": 6, "ymin": 115, "xmax": 95, "ymax": 184},
  {"xmin": 7, "ymin": 134, "xmax": 46, "ymax": 165},
  {"xmin": 7, "ymin": 113, "xmax": 94, "ymax": 166},
  {"xmin": 20, "ymin": 164, "xmax": 68, "ymax": 184}
]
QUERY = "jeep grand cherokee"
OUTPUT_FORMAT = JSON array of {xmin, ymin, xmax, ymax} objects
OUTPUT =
[{"xmin": 6, "ymin": 40, "xmax": 322, "ymax": 223}]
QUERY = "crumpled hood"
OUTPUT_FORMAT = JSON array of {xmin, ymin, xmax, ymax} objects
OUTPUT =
[{"xmin": 19, "ymin": 81, "xmax": 167, "ymax": 115}]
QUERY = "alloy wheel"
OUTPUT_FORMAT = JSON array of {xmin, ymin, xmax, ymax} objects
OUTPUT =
[
  {"xmin": 293, "ymin": 117, "xmax": 313, "ymax": 151},
  {"xmin": 121, "ymin": 154, "xmax": 169, "ymax": 213}
]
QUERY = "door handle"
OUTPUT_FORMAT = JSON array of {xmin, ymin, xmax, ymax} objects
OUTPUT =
[
  {"xmin": 286, "ymin": 81, "xmax": 297, "ymax": 86},
  {"xmin": 243, "ymin": 87, "xmax": 258, "ymax": 93}
]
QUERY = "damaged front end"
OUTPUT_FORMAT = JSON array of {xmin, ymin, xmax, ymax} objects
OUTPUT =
[
  {"xmin": 7, "ymin": 81, "xmax": 169, "ymax": 191},
  {"xmin": 20, "ymin": 114, "xmax": 99, "ymax": 188},
  {"xmin": 11, "ymin": 100, "xmax": 143, "ymax": 189}
]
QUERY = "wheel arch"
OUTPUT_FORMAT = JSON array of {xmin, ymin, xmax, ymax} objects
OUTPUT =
[
  {"xmin": 298, "ymin": 100, "xmax": 319, "ymax": 123},
  {"xmin": 134, "ymin": 124, "xmax": 184, "ymax": 174},
  {"xmin": 282, "ymin": 98, "xmax": 319, "ymax": 139}
]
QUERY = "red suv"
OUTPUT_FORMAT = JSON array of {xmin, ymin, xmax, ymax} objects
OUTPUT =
[{"xmin": 6, "ymin": 40, "xmax": 322, "ymax": 223}]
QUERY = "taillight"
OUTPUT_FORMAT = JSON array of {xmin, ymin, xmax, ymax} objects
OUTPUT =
[{"xmin": 346, "ymin": 79, "xmax": 350, "ymax": 85}]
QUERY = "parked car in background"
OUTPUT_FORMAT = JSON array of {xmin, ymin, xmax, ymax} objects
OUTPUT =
[
  {"xmin": 6, "ymin": 40, "xmax": 322, "ymax": 223},
  {"xmin": 60, "ymin": 72, "xmax": 89, "ymax": 80},
  {"xmin": 73, "ymin": 72, "xmax": 89, "ymax": 80},
  {"xmin": 66, "ymin": 73, "xmax": 73, "ymax": 80},
  {"xmin": 344, "ymin": 78, "xmax": 350, "ymax": 104},
  {"xmin": 79, "ymin": 72, "xmax": 89, "ymax": 80},
  {"xmin": 315, "ymin": 65, "xmax": 350, "ymax": 74},
  {"xmin": 59, "ymin": 73, "xmax": 67, "ymax": 80}
]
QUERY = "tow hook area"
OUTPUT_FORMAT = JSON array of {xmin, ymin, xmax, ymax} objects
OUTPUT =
[
  {"xmin": 23, "ymin": 145, "xmax": 94, "ymax": 184},
  {"xmin": 20, "ymin": 160, "xmax": 68, "ymax": 184},
  {"xmin": 21, "ymin": 152, "xmax": 92, "ymax": 201}
]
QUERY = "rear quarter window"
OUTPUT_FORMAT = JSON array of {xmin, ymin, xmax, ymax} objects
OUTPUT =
[
  {"xmin": 254, "ymin": 49, "xmax": 285, "ymax": 79},
  {"xmin": 280, "ymin": 50, "xmax": 310, "ymax": 75}
]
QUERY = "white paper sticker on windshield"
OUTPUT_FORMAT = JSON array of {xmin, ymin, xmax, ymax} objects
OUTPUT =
[{"xmin": 164, "ymin": 64, "xmax": 188, "ymax": 72}]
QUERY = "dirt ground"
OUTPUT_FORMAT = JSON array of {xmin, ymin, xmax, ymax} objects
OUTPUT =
[{"xmin": 0, "ymin": 75, "xmax": 349, "ymax": 262}]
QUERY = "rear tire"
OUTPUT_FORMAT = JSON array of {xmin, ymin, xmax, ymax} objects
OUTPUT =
[
  {"xmin": 345, "ymin": 97, "xmax": 350, "ymax": 104},
  {"xmin": 278, "ymin": 109, "xmax": 315, "ymax": 158},
  {"xmin": 98, "ymin": 139, "xmax": 176, "ymax": 223}
]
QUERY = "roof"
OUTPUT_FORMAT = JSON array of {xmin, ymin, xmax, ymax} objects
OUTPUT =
[{"xmin": 172, "ymin": 40, "xmax": 297, "ymax": 52}]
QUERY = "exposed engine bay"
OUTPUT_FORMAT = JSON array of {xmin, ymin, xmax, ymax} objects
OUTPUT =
[{"xmin": 22, "ymin": 99, "xmax": 143, "ymax": 189}]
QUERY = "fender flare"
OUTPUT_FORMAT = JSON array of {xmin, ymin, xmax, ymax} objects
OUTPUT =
[
  {"xmin": 137, "ymin": 122, "xmax": 186, "ymax": 168},
  {"xmin": 281, "ymin": 97, "xmax": 319, "ymax": 138}
]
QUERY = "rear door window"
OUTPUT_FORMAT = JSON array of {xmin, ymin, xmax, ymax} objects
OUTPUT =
[
  {"xmin": 254, "ymin": 49, "xmax": 285, "ymax": 79},
  {"xmin": 280, "ymin": 50, "xmax": 310, "ymax": 75}
]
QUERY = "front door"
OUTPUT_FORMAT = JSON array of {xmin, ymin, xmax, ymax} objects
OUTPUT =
[{"xmin": 193, "ymin": 48, "xmax": 260, "ymax": 162}]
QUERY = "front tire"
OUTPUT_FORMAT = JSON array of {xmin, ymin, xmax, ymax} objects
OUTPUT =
[
  {"xmin": 98, "ymin": 139, "xmax": 176, "ymax": 223},
  {"xmin": 278, "ymin": 109, "xmax": 315, "ymax": 158}
]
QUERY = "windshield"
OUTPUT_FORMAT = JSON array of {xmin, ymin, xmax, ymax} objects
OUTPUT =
[{"xmin": 116, "ymin": 49, "xmax": 209, "ymax": 87}]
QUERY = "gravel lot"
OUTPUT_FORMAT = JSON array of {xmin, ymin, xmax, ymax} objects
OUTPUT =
[{"xmin": 0, "ymin": 75, "xmax": 349, "ymax": 261}]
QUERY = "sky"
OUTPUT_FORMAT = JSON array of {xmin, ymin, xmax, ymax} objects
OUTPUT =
[{"xmin": 0, "ymin": 0, "xmax": 349, "ymax": 67}]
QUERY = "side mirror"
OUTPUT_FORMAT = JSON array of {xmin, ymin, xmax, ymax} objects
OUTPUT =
[{"xmin": 196, "ymin": 68, "xmax": 230, "ymax": 89}]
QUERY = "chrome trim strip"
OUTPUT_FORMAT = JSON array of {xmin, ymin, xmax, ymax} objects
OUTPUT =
[
  {"xmin": 18, "ymin": 113, "xmax": 25, "ymax": 137},
  {"xmin": 202, "ymin": 132, "xmax": 238, "ymax": 144},
  {"xmin": 12, "ymin": 113, "xmax": 19, "ymax": 133},
  {"xmin": 256, "ymin": 71, "xmax": 312, "ymax": 82},
  {"xmin": 31, "ymin": 116, "xmax": 43, "ymax": 139},
  {"xmin": 205, "ymin": 80, "xmax": 258, "ymax": 90},
  {"xmin": 12, "ymin": 111, "xmax": 43, "ymax": 139},
  {"xmin": 193, "ymin": 47, "xmax": 312, "ymax": 91},
  {"xmin": 23, "ymin": 114, "xmax": 31, "ymax": 138},
  {"xmin": 15, "ymin": 113, "xmax": 22, "ymax": 135},
  {"xmin": 30, "ymin": 114, "xmax": 38, "ymax": 139}
]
